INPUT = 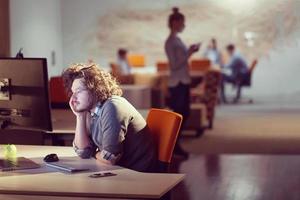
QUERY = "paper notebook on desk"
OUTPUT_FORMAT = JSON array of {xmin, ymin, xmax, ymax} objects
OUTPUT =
[{"xmin": 0, "ymin": 157, "xmax": 40, "ymax": 171}]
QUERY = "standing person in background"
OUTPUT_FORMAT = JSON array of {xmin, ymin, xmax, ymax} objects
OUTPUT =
[
  {"xmin": 203, "ymin": 38, "xmax": 222, "ymax": 66},
  {"xmin": 117, "ymin": 48, "xmax": 131, "ymax": 75},
  {"xmin": 165, "ymin": 7, "xmax": 201, "ymax": 158}
]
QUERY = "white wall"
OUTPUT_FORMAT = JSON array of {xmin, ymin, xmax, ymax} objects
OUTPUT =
[
  {"xmin": 60, "ymin": 0, "xmax": 300, "ymax": 102},
  {"xmin": 10, "ymin": 0, "xmax": 63, "ymax": 77},
  {"xmin": 60, "ymin": 0, "xmax": 195, "ymax": 68},
  {"xmin": 60, "ymin": 0, "xmax": 172, "ymax": 68},
  {"xmin": 249, "ymin": 36, "xmax": 300, "ymax": 101},
  {"xmin": 9, "ymin": 0, "xmax": 300, "ymax": 101}
]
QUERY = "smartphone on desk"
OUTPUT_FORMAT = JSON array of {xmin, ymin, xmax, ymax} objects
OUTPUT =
[{"xmin": 89, "ymin": 172, "xmax": 117, "ymax": 178}]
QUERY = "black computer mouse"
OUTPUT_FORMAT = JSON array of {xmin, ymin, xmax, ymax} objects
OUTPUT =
[{"xmin": 43, "ymin": 153, "xmax": 59, "ymax": 162}]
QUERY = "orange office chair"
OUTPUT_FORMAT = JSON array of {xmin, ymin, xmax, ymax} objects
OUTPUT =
[
  {"xmin": 127, "ymin": 54, "xmax": 145, "ymax": 67},
  {"xmin": 146, "ymin": 108, "xmax": 183, "ymax": 172},
  {"xmin": 189, "ymin": 59, "xmax": 211, "ymax": 88},
  {"xmin": 189, "ymin": 59, "xmax": 211, "ymax": 71},
  {"xmin": 109, "ymin": 62, "xmax": 134, "ymax": 84},
  {"xmin": 49, "ymin": 76, "xmax": 69, "ymax": 108},
  {"xmin": 156, "ymin": 61, "xmax": 169, "ymax": 72}
]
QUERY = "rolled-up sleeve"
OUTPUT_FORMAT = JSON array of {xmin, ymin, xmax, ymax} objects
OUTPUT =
[{"xmin": 72, "ymin": 141, "xmax": 95, "ymax": 159}]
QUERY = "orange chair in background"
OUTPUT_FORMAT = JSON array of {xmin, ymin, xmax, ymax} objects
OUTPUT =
[
  {"xmin": 189, "ymin": 59, "xmax": 211, "ymax": 71},
  {"xmin": 146, "ymin": 108, "xmax": 182, "ymax": 172},
  {"xmin": 49, "ymin": 77, "xmax": 69, "ymax": 108},
  {"xmin": 109, "ymin": 63, "xmax": 134, "ymax": 84},
  {"xmin": 156, "ymin": 61, "xmax": 169, "ymax": 72},
  {"xmin": 127, "ymin": 54, "xmax": 145, "ymax": 67}
]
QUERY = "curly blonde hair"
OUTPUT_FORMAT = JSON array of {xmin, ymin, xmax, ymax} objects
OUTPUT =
[{"xmin": 62, "ymin": 63, "xmax": 122, "ymax": 103}]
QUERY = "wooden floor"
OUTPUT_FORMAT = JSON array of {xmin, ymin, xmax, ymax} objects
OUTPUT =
[
  {"xmin": 170, "ymin": 154, "xmax": 300, "ymax": 200},
  {"xmin": 182, "ymin": 102, "xmax": 300, "ymax": 154},
  {"xmin": 169, "ymin": 101, "xmax": 300, "ymax": 200}
]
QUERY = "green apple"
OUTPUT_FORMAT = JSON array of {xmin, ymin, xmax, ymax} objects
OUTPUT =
[{"xmin": 3, "ymin": 144, "xmax": 17, "ymax": 159}]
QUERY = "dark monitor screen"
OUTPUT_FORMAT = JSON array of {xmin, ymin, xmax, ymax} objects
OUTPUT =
[{"xmin": 0, "ymin": 58, "xmax": 52, "ymax": 131}]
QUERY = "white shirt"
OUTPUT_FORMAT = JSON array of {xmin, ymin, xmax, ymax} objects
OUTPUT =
[
  {"xmin": 117, "ymin": 58, "xmax": 131, "ymax": 75},
  {"xmin": 204, "ymin": 48, "xmax": 221, "ymax": 65}
]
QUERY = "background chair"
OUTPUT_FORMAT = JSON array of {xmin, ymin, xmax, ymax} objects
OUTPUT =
[
  {"xmin": 109, "ymin": 63, "xmax": 134, "ymax": 84},
  {"xmin": 156, "ymin": 61, "xmax": 169, "ymax": 72},
  {"xmin": 223, "ymin": 59, "xmax": 258, "ymax": 103},
  {"xmin": 127, "ymin": 54, "xmax": 145, "ymax": 67},
  {"xmin": 49, "ymin": 77, "xmax": 69, "ymax": 108},
  {"xmin": 189, "ymin": 59, "xmax": 211, "ymax": 88},
  {"xmin": 146, "ymin": 108, "xmax": 182, "ymax": 173},
  {"xmin": 189, "ymin": 59, "xmax": 211, "ymax": 72}
]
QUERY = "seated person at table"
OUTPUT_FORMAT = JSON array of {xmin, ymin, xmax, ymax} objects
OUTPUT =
[
  {"xmin": 62, "ymin": 63, "xmax": 157, "ymax": 172},
  {"xmin": 221, "ymin": 44, "xmax": 248, "ymax": 103},
  {"xmin": 203, "ymin": 38, "xmax": 222, "ymax": 65},
  {"xmin": 117, "ymin": 48, "xmax": 131, "ymax": 75}
]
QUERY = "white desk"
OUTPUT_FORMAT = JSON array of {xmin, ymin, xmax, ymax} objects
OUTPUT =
[{"xmin": 0, "ymin": 145, "xmax": 184, "ymax": 199}]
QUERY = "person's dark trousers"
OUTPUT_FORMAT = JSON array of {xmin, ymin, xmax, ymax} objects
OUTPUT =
[
  {"xmin": 169, "ymin": 82, "xmax": 190, "ymax": 122},
  {"xmin": 169, "ymin": 82, "xmax": 190, "ymax": 158},
  {"xmin": 220, "ymin": 73, "xmax": 236, "ymax": 103},
  {"xmin": 221, "ymin": 73, "xmax": 247, "ymax": 103},
  {"xmin": 233, "ymin": 72, "xmax": 249, "ymax": 102}
]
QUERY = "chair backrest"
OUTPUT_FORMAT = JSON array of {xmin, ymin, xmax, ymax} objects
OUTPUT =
[
  {"xmin": 240, "ymin": 59, "xmax": 258, "ymax": 86},
  {"xmin": 109, "ymin": 62, "xmax": 120, "ymax": 77},
  {"xmin": 146, "ymin": 108, "xmax": 182, "ymax": 164},
  {"xmin": 156, "ymin": 61, "xmax": 169, "ymax": 72},
  {"xmin": 249, "ymin": 59, "xmax": 258, "ymax": 73},
  {"xmin": 109, "ymin": 62, "xmax": 134, "ymax": 84},
  {"xmin": 49, "ymin": 76, "xmax": 69, "ymax": 105},
  {"xmin": 190, "ymin": 59, "xmax": 211, "ymax": 72},
  {"xmin": 127, "ymin": 54, "xmax": 145, "ymax": 67}
]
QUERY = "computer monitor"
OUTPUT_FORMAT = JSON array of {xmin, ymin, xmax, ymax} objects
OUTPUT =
[{"xmin": 0, "ymin": 58, "xmax": 52, "ymax": 132}]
